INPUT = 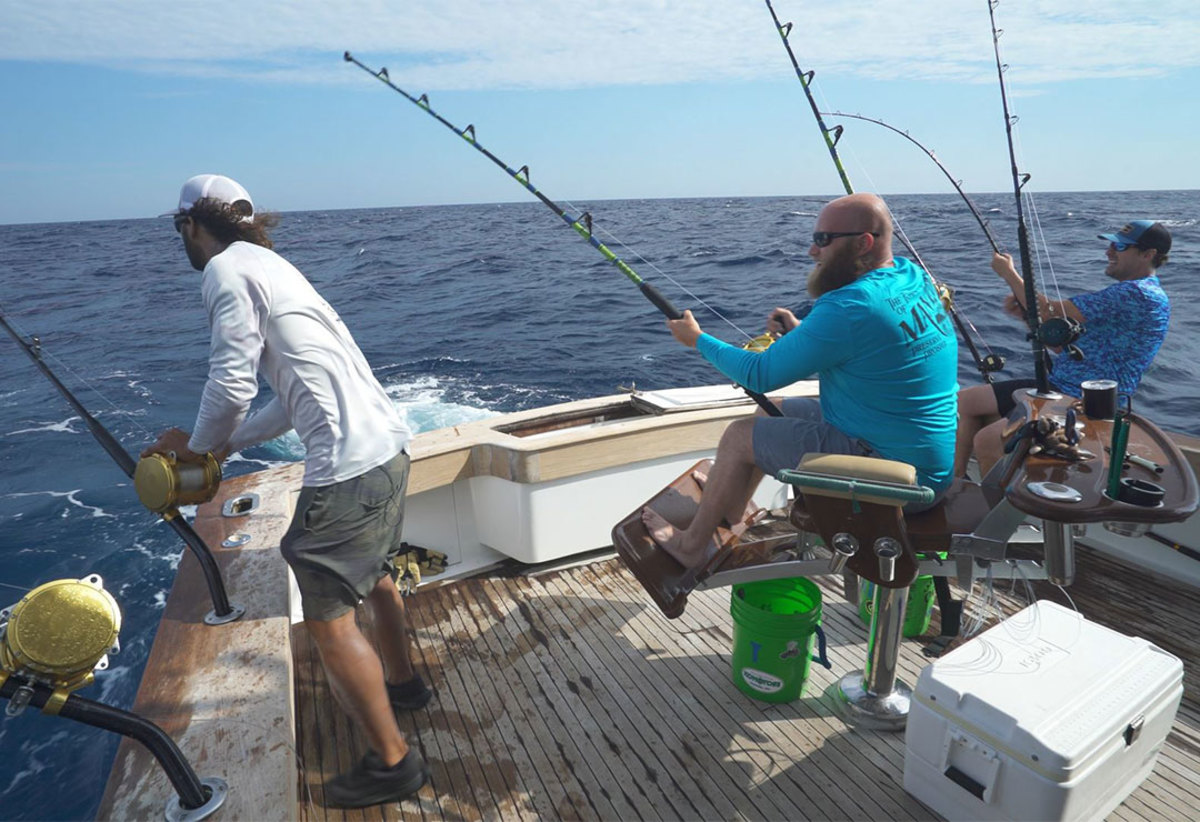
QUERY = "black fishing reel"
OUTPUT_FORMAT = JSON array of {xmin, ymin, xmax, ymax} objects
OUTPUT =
[{"xmin": 1037, "ymin": 316, "xmax": 1085, "ymax": 361}]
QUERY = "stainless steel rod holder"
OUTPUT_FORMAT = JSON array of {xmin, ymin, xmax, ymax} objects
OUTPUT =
[
  {"xmin": 829, "ymin": 532, "xmax": 859, "ymax": 574},
  {"xmin": 874, "ymin": 537, "xmax": 900, "ymax": 584},
  {"xmin": 1043, "ymin": 520, "xmax": 1075, "ymax": 586}
]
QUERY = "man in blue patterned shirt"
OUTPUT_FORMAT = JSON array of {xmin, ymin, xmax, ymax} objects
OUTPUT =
[{"xmin": 954, "ymin": 220, "xmax": 1172, "ymax": 478}]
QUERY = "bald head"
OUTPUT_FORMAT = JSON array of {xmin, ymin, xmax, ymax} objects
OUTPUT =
[
  {"xmin": 805, "ymin": 193, "xmax": 896, "ymax": 297},
  {"xmin": 817, "ymin": 194, "xmax": 892, "ymax": 253}
]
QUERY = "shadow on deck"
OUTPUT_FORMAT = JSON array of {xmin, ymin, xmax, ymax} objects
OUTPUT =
[{"xmin": 295, "ymin": 546, "xmax": 1200, "ymax": 821}]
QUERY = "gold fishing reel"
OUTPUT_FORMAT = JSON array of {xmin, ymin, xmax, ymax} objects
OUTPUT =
[
  {"xmin": 935, "ymin": 281, "xmax": 956, "ymax": 313},
  {"xmin": 741, "ymin": 331, "xmax": 778, "ymax": 353},
  {"xmin": 134, "ymin": 451, "xmax": 222, "ymax": 514},
  {"xmin": 1, "ymin": 575, "xmax": 121, "ymax": 715}
]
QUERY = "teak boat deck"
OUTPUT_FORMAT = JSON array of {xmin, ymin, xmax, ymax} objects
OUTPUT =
[{"xmin": 295, "ymin": 545, "xmax": 1200, "ymax": 821}]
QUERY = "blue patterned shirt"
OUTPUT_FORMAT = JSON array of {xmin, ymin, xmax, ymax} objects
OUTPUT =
[{"xmin": 1050, "ymin": 274, "xmax": 1170, "ymax": 397}]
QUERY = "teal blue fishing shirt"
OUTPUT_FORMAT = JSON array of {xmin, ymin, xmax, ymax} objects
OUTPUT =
[{"xmin": 695, "ymin": 256, "xmax": 959, "ymax": 493}]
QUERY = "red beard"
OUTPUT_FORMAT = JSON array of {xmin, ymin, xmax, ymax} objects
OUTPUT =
[{"xmin": 807, "ymin": 242, "xmax": 862, "ymax": 298}]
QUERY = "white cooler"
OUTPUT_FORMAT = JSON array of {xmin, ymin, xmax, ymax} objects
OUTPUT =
[{"xmin": 903, "ymin": 600, "xmax": 1182, "ymax": 821}]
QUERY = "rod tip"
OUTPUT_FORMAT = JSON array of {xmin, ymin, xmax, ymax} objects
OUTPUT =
[{"xmin": 343, "ymin": 51, "xmax": 352, "ymax": 61}]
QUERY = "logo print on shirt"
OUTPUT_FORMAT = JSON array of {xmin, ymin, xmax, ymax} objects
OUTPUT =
[{"xmin": 898, "ymin": 287, "xmax": 951, "ymax": 342}]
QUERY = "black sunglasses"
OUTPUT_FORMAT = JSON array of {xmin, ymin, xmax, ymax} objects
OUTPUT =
[
  {"xmin": 812, "ymin": 230, "xmax": 879, "ymax": 248},
  {"xmin": 173, "ymin": 213, "xmax": 190, "ymax": 233}
]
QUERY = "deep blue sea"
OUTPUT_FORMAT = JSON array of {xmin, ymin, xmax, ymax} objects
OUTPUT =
[{"xmin": 1, "ymin": 191, "xmax": 1197, "ymax": 819}]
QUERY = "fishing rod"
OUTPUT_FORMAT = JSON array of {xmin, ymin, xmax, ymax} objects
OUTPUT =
[
  {"xmin": 763, "ymin": 0, "xmax": 1004, "ymax": 382},
  {"xmin": 343, "ymin": 51, "xmax": 782, "ymax": 417},
  {"xmin": 987, "ymin": 0, "xmax": 1058, "ymax": 395},
  {"xmin": 0, "ymin": 309, "xmax": 243, "ymax": 625},
  {"xmin": 819, "ymin": 111, "xmax": 1001, "ymax": 254}
]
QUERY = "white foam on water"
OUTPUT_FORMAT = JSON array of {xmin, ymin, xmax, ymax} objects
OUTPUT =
[
  {"xmin": 383, "ymin": 374, "xmax": 497, "ymax": 434},
  {"xmin": 6, "ymin": 416, "xmax": 82, "ymax": 436},
  {"xmin": 1, "ymin": 488, "xmax": 115, "ymax": 519},
  {"xmin": 98, "ymin": 664, "xmax": 135, "ymax": 702},
  {"xmin": 0, "ymin": 729, "xmax": 72, "ymax": 794}
]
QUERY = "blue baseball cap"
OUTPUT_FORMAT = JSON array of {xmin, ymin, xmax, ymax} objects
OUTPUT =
[{"xmin": 1098, "ymin": 220, "xmax": 1171, "ymax": 254}]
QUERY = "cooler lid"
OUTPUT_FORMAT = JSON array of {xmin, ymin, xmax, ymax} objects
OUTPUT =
[{"xmin": 913, "ymin": 600, "xmax": 1182, "ymax": 777}]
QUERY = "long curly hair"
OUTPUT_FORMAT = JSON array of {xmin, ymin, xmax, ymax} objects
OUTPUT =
[{"xmin": 187, "ymin": 199, "xmax": 279, "ymax": 249}]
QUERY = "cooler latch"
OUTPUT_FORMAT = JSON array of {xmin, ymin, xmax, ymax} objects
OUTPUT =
[{"xmin": 1124, "ymin": 714, "xmax": 1145, "ymax": 746}]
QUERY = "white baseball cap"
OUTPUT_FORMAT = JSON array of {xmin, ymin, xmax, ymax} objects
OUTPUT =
[{"xmin": 170, "ymin": 174, "xmax": 255, "ymax": 222}]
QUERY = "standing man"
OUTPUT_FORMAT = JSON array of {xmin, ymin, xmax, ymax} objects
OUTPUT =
[
  {"xmin": 143, "ymin": 174, "xmax": 432, "ymax": 808},
  {"xmin": 954, "ymin": 221, "xmax": 1172, "ymax": 478},
  {"xmin": 644, "ymin": 193, "xmax": 958, "ymax": 570}
]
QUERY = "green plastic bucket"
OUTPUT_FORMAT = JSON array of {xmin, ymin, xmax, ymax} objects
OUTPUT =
[
  {"xmin": 730, "ymin": 577, "xmax": 832, "ymax": 703},
  {"xmin": 858, "ymin": 575, "xmax": 935, "ymax": 638}
]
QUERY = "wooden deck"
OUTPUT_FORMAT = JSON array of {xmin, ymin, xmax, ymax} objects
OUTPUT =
[{"xmin": 295, "ymin": 546, "xmax": 1200, "ymax": 821}]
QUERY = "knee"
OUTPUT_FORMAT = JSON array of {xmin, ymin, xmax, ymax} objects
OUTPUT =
[
  {"xmin": 973, "ymin": 418, "xmax": 1004, "ymax": 454},
  {"xmin": 369, "ymin": 574, "xmax": 402, "ymax": 603},
  {"xmin": 306, "ymin": 610, "xmax": 357, "ymax": 644},
  {"xmin": 958, "ymin": 384, "xmax": 998, "ymax": 418},
  {"xmin": 718, "ymin": 418, "xmax": 757, "ymax": 454}
]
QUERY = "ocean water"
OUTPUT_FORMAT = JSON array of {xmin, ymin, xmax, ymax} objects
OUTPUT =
[{"xmin": 1, "ymin": 191, "xmax": 1197, "ymax": 819}]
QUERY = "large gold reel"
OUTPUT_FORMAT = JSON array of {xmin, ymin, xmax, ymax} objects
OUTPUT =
[
  {"xmin": 741, "ymin": 331, "xmax": 778, "ymax": 353},
  {"xmin": 134, "ymin": 451, "xmax": 222, "ymax": 514},
  {"xmin": 1, "ymin": 575, "xmax": 121, "ymax": 713}
]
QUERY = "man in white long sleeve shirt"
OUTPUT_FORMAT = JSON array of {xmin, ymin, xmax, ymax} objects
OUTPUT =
[{"xmin": 142, "ymin": 174, "xmax": 430, "ymax": 808}]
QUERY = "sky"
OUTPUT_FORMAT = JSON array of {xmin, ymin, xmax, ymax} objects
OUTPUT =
[{"xmin": 1, "ymin": 1, "xmax": 1198, "ymax": 225}]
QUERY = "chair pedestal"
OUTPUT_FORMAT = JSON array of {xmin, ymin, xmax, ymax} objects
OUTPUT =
[{"xmin": 837, "ymin": 583, "xmax": 911, "ymax": 731}]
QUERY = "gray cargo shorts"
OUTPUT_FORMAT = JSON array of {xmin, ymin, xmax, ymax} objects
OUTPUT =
[
  {"xmin": 280, "ymin": 450, "xmax": 410, "ymax": 622},
  {"xmin": 754, "ymin": 397, "xmax": 943, "ymax": 513},
  {"xmin": 752, "ymin": 397, "xmax": 874, "ymax": 476}
]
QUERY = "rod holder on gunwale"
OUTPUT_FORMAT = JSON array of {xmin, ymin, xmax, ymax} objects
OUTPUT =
[
  {"xmin": 0, "ymin": 677, "xmax": 227, "ymax": 820},
  {"xmin": 0, "ymin": 575, "xmax": 226, "ymax": 820}
]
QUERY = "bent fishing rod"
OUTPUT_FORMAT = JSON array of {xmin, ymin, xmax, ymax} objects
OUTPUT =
[
  {"xmin": 343, "ymin": 51, "xmax": 781, "ymax": 417},
  {"xmin": 763, "ymin": 0, "xmax": 1005, "ymax": 383},
  {"xmin": 987, "ymin": 0, "xmax": 1071, "ymax": 395},
  {"xmin": 0, "ymin": 309, "xmax": 243, "ymax": 624},
  {"xmin": 819, "ymin": 111, "xmax": 1002, "ymax": 254}
]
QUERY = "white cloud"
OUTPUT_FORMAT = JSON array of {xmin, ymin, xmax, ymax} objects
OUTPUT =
[{"xmin": 1, "ymin": 1, "xmax": 1197, "ymax": 89}]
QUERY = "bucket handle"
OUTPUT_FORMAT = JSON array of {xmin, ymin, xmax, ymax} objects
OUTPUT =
[{"xmin": 812, "ymin": 625, "xmax": 832, "ymax": 669}]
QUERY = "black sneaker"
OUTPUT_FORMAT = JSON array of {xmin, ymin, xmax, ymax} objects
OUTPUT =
[
  {"xmin": 323, "ymin": 749, "xmax": 429, "ymax": 808},
  {"xmin": 387, "ymin": 674, "xmax": 434, "ymax": 710}
]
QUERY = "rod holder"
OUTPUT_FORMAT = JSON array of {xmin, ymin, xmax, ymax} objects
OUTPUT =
[
  {"xmin": 874, "ymin": 536, "xmax": 901, "ymax": 584},
  {"xmin": 1043, "ymin": 520, "xmax": 1075, "ymax": 586},
  {"xmin": 829, "ymin": 532, "xmax": 859, "ymax": 574},
  {"xmin": 1, "ymin": 676, "xmax": 226, "ymax": 819}
]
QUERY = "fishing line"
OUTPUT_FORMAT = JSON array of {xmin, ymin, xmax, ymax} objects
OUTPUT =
[
  {"xmin": 1025, "ymin": 194, "xmax": 1068, "ymax": 310},
  {"xmin": 344, "ymin": 51, "xmax": 782, "ymax": 415},
  {"xmin": 819, "ymin": 112, "xmax": 1002, "ymax": 254},
  {"xmin": 0, "ymin": 581, "xmax": 34, "ymax": 595},
  {"xmin": 558, "ymin": 196, "xmax": 755, "ymax": 342},
  {"xmin": 763, "ymin": 0, "xmax": 1005, "ymax": 383},
  {"xmin": 0, "ymin": 304, "xmax": 156, "ymax": 442}
]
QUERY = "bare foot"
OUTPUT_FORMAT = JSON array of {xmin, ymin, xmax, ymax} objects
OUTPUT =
[
  {"xmin": 641, "ymin": 507, "xmax": 714, "ymax": 569},
  {"xmin": 690, "ymin": 468, "xmax": 709, "ymax": 490}
]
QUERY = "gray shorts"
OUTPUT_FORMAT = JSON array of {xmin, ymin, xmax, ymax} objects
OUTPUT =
[
  {"xmin": 280, "ymin": 451, "xmax": 410, "ymax": 622},
  {"xmin": 752, "ymin": 397, "xmax": 873, "ymax": 477}
]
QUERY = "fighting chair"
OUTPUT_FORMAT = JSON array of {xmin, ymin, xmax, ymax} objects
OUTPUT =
[{"xmin": 614, "ymin": 389, "xmax": 1198, "ymax": 730}]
